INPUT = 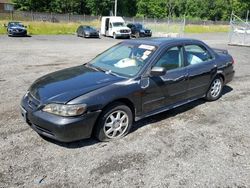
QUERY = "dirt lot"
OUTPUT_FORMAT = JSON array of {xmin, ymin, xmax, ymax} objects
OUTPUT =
[{"xmin": 0, "ymin": 33, "xmax": 250, "ymax": 188}]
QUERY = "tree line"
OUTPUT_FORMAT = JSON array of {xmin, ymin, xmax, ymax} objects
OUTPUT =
[{"xmin": 13, "ymin": 0, "xmax": 250, "ymax": 21}]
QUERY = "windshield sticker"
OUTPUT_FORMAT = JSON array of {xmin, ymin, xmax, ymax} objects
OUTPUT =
[
  {"xmin": 144, "ymin": 50, "xmax": 152, "ymax": 56},
  {"xmin": 141, "ymin": 55, "xmax": 148, "ymax": 60},
  {"xmin": 114, "ymin": 58, "xmax": 137, "ymax": 68},
  {"xmin": 138, "ymin": 44, "xmax": 155, "ymax": 51}
]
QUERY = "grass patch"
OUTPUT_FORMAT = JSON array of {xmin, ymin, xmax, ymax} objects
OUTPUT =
[
  {"xmin": 0, "ymin": 20, "xmax": 100, "ymax": 35},
  {"xmin": 0, "ymin": 20, "xmax": 229, "ymax": 35},
  {"xmin": 184, "ymin": 24, "xmax": 229, "ymax": 33},
  {"xmin": 143, "ymin": 23, "xmax": 229, "ymax": 33}
]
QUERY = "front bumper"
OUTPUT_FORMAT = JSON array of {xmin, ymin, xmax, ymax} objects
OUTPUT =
[
  {"xmin": 21, "ymin": 93, "xmax": 101, "ymax": 142},
  {"xmin": 85, "ymin": 33, "xmax": 100, "ymax": 38},
  {"xmin": 115, "ymin": 33, "xmax": 131, "ymax": 38},
  {"xmin": 9, "ymin": 31, "xmax": 27, "ymax": 36},
  {"xmin": 139, "ymin": 32, "xmax": 152, "ymax": 37}
]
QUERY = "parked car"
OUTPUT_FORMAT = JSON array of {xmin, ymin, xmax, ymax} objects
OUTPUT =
[
  {"xmin": 101, "ymin": 16, "xmax": 131, "ymax": 39},
  {"xmin": 21, "ymin": 38, "xmax": 235, "ymax": 142},
  {"xmin": 127, "ymin": 23, "xmax": 152, "ymax": 38},
  {"xmin": 77, "ymin": 25, "xmax": 100, "ymax": 38},
  {"xmin": 234, "ymin": 27, "xmax": 250, "ymax": 34},
  {"xmin": 6, "ymin": 21, "xmax": 27, "ymax": 37}
]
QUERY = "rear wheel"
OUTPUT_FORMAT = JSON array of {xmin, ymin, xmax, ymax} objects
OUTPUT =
[
  {"xmin": 205, "ymin": 76, "xmax": 223, "ymax": 101},
  {"xmin": 135, "ymin": 32, "xmax": 140, "ymax": 38},
  {"xmin": 94, "ymin": 103, "xmax": 133, "ymax": 141}
]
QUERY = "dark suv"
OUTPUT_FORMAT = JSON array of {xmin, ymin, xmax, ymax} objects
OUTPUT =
[{"xmin": 127, "ymin": 23, "xmax": 152, "ymax": 38}]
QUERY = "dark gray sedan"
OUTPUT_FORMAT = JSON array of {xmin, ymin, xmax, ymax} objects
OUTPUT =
[
  {"xmin": 21, "ymin": 38, "xmax": 234, "ymax": 142},
  {"xmin": 76, "ymin": 25, "xmax": 100, "ymax": 38},
  {"xmin": 7, "ymin": 22, "xmax": 27, "ymax": 37}
]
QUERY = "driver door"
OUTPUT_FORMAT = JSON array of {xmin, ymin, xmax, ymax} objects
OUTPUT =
[{"xmin": 142, "ymin": 45, "xmax": 188, "ymax": 114}]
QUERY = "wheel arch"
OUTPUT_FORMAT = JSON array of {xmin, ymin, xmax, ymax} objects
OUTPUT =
[
  {"xmin": 215, "ymin": 72, "xmax": 225, "ymax": 84},
  {"xmin": 103, "ymin": 98, "xmax": 135, "ymax": 120},
  {"xmin": 91, "ymin": 98, "xmax": 136, "ymax": 136}
]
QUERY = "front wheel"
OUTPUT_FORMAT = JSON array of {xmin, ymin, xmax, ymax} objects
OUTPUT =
[
  {"xmin": 94, "ymin": 103, "xmax": 133, "ymax": 141},
  {"xmin": 205, "ymin": 77, "xmax": 223, "ymax": 101}
]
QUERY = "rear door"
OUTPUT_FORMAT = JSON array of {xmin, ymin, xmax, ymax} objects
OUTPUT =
[
  {"xmin": 142, "ymin": 45, "xmax": 188, "ymax": 114},
  {"xmin": 184, "ymin": 43, "xmax": 216, "ymax": 98}
]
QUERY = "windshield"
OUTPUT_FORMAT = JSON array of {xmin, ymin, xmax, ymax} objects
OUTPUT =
[
  {"xmin": 135, "ymin": 24, "xmax": 146, "ymax": 29},
  {"xmin": 9, "ymin": 22, "xmax": 24, "ymax": 27},
  {"xmin": 84, "ymin": 26, "xmax": 95, "ymax": 31},
  {"xmin": 113, "ymin": 22, "xmax": 125, "ymax": 27},
  {"xmin": 88, "ymin": 43, "xmax": 157, "ymax": 77}
]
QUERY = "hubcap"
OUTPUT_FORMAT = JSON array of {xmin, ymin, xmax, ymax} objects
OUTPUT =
[
  {"xmin": 210, "ymin": 78, "xmax": 222, "ymax": 98},
  {"xmin": 103, "ymin": 110, "xmax": 129, "ymax": 139}
]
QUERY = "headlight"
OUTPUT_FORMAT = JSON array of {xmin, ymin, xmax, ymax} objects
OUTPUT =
[
  {"xmin": 42, "ymin": 103, "xmax": 87, "ymax": 117},
  {"xmin": 140, "ymin": 29, "xmax": 145, "ymax": 33}
]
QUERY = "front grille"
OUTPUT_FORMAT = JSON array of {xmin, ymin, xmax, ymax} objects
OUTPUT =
[{"xmin": 120, "ymin": 30, "xmax": 129, "ymax": 33}]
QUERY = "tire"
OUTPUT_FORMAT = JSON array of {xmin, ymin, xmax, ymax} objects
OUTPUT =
[
  {"xmin": 135, "ymin": 32, "xmax": 140, "ymax": 38},
  {"xmin": 94, "ymin": 103, "xmax": 133, "ymax": 142},
  {"xmin": 205, "ymin": 76, "xmax": 223, "ymax": 101}
]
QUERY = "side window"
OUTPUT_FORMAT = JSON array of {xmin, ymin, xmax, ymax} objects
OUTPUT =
[
  {"xmin": 184, "ymin": 45, "xmax": 213, "ymax": 65},
  {"xmin": 154, "ymin": 46, "xmax": 183, "ymax": 71}
]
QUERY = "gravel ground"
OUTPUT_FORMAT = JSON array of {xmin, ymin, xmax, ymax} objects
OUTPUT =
[{"xmin": 0, "ymin": 33, "xmax": 250, "ymax": 188}]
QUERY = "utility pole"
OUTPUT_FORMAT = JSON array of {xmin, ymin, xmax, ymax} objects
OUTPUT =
[
  {"xmin": 246, "ymin": 10, "xmax": 249, "ymax": 24},
  {"xmin": 114, "ymin": 0, "xmax": 117, "ymax": 17}
]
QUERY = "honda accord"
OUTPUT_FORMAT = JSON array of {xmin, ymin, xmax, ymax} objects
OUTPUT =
[{"xmin": 21, "ymin": 38, "xmax": 235, "ymax": 142}]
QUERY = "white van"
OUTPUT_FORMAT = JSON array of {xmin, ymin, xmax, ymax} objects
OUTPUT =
[{"xmin": 101, "ymin": 16, "xmax": 131, "ymax": 39}]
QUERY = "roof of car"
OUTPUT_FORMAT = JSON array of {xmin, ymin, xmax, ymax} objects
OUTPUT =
[
  {"xmin": 8, "ymin": 21, "xmax": 22, "ymax": 23},
  {"xmin": 125, "ymin": 37, "xmax": 202, "ymax": 47}
]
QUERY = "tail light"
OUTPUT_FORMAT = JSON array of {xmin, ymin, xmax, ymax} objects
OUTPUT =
[{"xmin": 232, "ymin": 58, "xmax": 235, "ymax": 64}]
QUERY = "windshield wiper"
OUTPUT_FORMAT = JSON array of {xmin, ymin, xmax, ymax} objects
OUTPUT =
[{"xmin": 85, "ymin": 63, "xmax": 126, "ymax": 78}]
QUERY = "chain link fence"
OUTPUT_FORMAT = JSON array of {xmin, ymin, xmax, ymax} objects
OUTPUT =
[
  {"xmin": 124, "ymin": 17, "xmax": 185, "ymax": 37},
  {"xmin": 228, "ymin": 11, "xmax": 250, "ymax": 47},
  {"xmin": 0, "ymin": 11, "xmax": 100, "ymax": 22},
  {"xmin": 0, "ymin": 10, "xmax": 232, "ymax": 37}
]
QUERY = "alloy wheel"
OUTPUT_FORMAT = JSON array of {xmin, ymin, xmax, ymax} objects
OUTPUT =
[
  {"xmin": 103, "ymin": 110, "xmax": 129, "ymax": 139},
  {"xmin": 210, "ymin": 78, "xmax": 222, "ymax": 98}
]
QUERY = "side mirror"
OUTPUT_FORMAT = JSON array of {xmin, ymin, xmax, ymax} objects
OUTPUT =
[{"xmin": 150, "ymin": 67, "xmax": 166, "ymax": 77}]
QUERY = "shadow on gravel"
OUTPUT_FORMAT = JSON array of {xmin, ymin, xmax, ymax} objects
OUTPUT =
[
  {"xmin": 8, "ymin": 35, "xmax": 32, "ymax": 38},
  {"xmin": 40, "ymin": 135, "xmax": 99, "ymax": 149},
  {"xmin": 131, "ymin": 85, "xmax": 233, "ymax": 133},
  {"xmin": 39, "ymin": 85, "xmax": 233, "ymax": 148}
]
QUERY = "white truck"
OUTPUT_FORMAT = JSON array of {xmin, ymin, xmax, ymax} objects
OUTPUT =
[{"xmin": 101, "ymin": 16, "xmax": 131, "ymax": 39}]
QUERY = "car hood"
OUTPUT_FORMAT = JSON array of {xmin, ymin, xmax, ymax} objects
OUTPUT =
[
  {"xmin": 141, "ymin": 29, "xmax": 151, "ymax": 32},
  {"xmin": 9, "ymin": 26, "xmax": 26, "ymax": 30},
  {"xmin": 85, "ymin": 29, "xmax": 98, "ymax": 33},
  {"xmin": 29, "ymin": 65, "xmax": 124, "ymax": 104}
]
